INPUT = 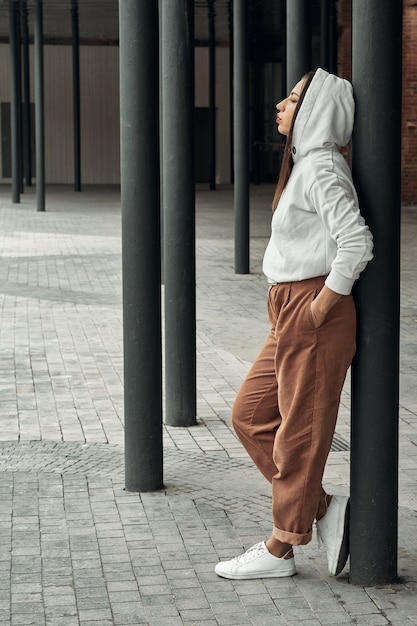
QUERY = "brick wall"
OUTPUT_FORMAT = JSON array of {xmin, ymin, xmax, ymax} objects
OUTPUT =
[
  {"xmin": 336, "ymin": 0, "xmax": 417, "ymax": 203},
  {"xmin": 403, "ymin": 1, "xmax": 417, "ymax": 203},
  {"xmin": 336, "ymin": 0, "xmax": 351, "ymax": 81}
]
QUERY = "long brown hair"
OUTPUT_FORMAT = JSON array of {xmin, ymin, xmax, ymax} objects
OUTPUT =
[{"xmin": 272, "ymin": 70, "xmax": 316, "ymax": 211}]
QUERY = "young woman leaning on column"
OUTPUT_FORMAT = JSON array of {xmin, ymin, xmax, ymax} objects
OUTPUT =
[{"xmin": 215, "ymin": 68, "xmax": 373, "ymax": 580}]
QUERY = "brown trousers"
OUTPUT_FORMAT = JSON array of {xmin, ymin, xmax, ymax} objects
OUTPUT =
[{"xmin": 231, "ymin": 276, "xmax": 356, "ymax": 545}]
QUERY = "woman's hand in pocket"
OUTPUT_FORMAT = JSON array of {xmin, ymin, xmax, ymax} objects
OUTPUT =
[
  {"xmin": 310, "ymin": 300, "xmax": 326, "ymax": 328},
  {"xmin": 310, "ymin": 285, "xmax": 342, "ymax": 329}
]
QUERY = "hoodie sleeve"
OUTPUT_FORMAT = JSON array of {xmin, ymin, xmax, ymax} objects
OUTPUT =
[{"xmin": 309, "ymin": 158, "xmax": 374, "ymax": 295}]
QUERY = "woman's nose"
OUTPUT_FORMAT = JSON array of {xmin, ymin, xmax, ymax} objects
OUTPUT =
[{"xmin": 276, "ymin": 100, "xmax": 284, "ymax": 111}]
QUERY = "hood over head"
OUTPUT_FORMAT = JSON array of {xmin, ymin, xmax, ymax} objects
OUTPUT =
[{"xmin": 291, "ymin": 68, "xmax": 354, "ymax": 162}]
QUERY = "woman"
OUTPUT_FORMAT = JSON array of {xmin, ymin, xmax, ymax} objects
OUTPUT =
[{"xmin": 215, "ymin": 69, "xmax": 373, "ymax": 579}]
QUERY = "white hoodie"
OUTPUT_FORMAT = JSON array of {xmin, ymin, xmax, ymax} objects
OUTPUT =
[{"xmin": 262, "ymin": 68, "xmax": 373, "ymax": 295}]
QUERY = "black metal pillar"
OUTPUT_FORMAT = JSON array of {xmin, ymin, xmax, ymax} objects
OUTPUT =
[
  {"xmin": 9, "ymin": 0, "xmax": 20, "ymax": 203},
  {"xmin": 158, "ymin": 0, "xmax": 164, "ymax": 282},
  {"xmin": 161, "ymin": 0, "xmax": 196, "ymax": 427},
  {"xmin": 320, "ymin": 0, "xmax": 337, "ymax": 74},
  {"xmin": 233, "ymin": 0, "xmax": 250, "ymax": 274},
  {"xmin": 16, "ymin": 5, "xmax": 23, "ymax": 194},
  {"xmin": 21, "ymin": 0, "xmax": 32, "ymax": 187},
  {"xmin": 119, "ymin": 0, "xmax": 163, "ymax": 491},
  {"xmin": 71, "ymin": 0, "xmax": 81, "ymax": 192},
  {"xmin": 251, "ymin": 13, "xmax": 262, "ymax": 187},
  {"xmin": 328, "ymin": 0, "xmax": 337, "ymax": 74},
  {"xmin": 34, "ymin": 0, "xmax": 45, "ymax": 211},
  {"xmin": 208, "ymin": 0, "xmax": 216, "ymax": 191},
  {"xmin": 350, "ymin": 0, "xmax": 402, "ymax": 586},
  {"xmin": 320, "ymin": 0, "xmax": 329, "ymax": 70},
  {"xmin": 228, "ymin": 0, "xmax": 234, "ymax": 184},
  {"xmin": 286, "ymin": 0, "xmax": 311, "ymax": 92}
]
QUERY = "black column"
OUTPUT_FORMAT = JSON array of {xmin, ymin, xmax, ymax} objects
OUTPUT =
[
  {"xmin": 21, "ymin": 0, "xmax": 32, "ymax": 188},
  {"xmin": 119, "ymin": 1, "xmax": 163, "ymax": 491},
  {"xmin": 161, "ymin": 0, "xmax": 196, "ymax": 427},
  {"xmin": 320, "ymin": 0, "xmax": 329, "ymax": 70},
  {"xmin": 71, "ymin": 0, "xmax": 81, "ymax": 192},
  {"xmin": 208, "ymin": 0, "xmax": 216, "ymax": 191},
  {"xmin": 328, "ymin": 0, "xmax": 337, "ymax": 75},
  {"xmin": 16, "ymin": 5, "xmax": 23, "ymax": 194},
  {"xmin": 228, "ymin": 0, "xmax": 234, "ymax": 184},
  {"xmin": 34, "ymin": 0, "xmax": 45, "ymax": 211},
  {"xmin": 233, "ymin": 0, "xmax": 250, "ymax": 274},
  {"xmin": 286, "ymin": 0, "xmax": 311, "ymax": 92},
  {"xmin": 9, "ymin": 0, "xmax": 20, "ymax": 203},
  {"xmin": 350, "ymin": 0, "xmax": 402, "ymax": 586}
]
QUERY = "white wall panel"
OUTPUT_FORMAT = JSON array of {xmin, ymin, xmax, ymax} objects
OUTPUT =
[
  {"xmin": 195, "ymin": 46, "xmax": 230, "ymax": 184},
  {"xmin": 79, "ymin": 46, "xmax": 120, "ymax": 184},
  {"xmin": 0, "ymin": 43, "xmax": 230, "ymax": 185},
  {"xmin": 0, "ymin": 43, "xmax": 120, "ymax": 185},
  {"xmin": 0, "ymin": 44, "xmax": 11, "ymax": 180},
  {"xmin": 44, "ymin": 45, "xmax": 73, "ymax": 183}
]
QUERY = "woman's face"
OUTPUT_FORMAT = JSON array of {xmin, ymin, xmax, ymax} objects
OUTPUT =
[{"xmin": 275, "ymin": 78, "xmax": 305, "ymax": 136}]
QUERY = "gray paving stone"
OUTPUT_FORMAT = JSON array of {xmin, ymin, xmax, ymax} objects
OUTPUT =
[
  {"xmin": 111, "ymin": 610, "xmax": 148, "ymax": 626},
  {"xmin": 249, "ymin": 617, "xmax": 288, "ymax": 626},
  {"xmin": 78, "ymin": 608, "xmax": 113, "ymax": 621},
  {"xmin": 316, "ymin": 611, "xmax": 354, "ymax": 625},
  {"xmin": 1, "ymin": 187, "xmax": 417, "ymax": 625},
  {"xmin": 11, "ymin": 617, "xmax": 46, "ymax": 626},
  {"xmin": 285, "ymin": 621, "xmax": 322, "ymax": 626},
  {"xmin": 352, "ymin": 616, "xmax": 390, "ymax": 626},
  {"xmin": 144, "ymin": 620, "xmax": 183, "ymax": 626},
  {"xmin": 78, "ymin": 621, "xmax": 114, "ymax": 626}
]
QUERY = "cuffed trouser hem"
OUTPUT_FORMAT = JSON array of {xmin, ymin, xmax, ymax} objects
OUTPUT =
[{"xmin": 273, "ymin": 525, "xmax": 312, "ymax": 546}]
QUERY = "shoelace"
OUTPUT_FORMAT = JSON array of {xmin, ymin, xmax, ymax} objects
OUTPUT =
[
  {"xmin": 233, "ymin": 542, "xmax": 265, "ymax": 565},
  {"xmin": 233, "ymin": 542, "xmax": 293, "ymax": 564}
]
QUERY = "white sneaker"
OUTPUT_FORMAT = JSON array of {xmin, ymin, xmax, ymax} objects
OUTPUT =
[
  {"xmin": 316, "ymin": 495, "xmax": 350, "ymax": 576},
  {"xmin": 214, "ymin": 542, "xmax": 296, "ymax": 580}
]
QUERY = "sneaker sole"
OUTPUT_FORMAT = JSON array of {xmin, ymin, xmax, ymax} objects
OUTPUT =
[{"xmin": 333, "ymin": 498, "xmax": 350, "ymax": 576}]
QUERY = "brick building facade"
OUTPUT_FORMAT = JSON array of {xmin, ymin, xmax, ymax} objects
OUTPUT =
[
  {"xmin": 402, "ymin": 1, "xmax": 417, "ymax": 203},
  {"xmin": 337, "ymin": 0, "xmax": 417, "ymax": 203}
]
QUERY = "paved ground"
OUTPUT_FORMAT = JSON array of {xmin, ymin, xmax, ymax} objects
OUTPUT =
[{"xmin": 0, "ymin": 184, "xmax": 416, "ymax": 625}]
